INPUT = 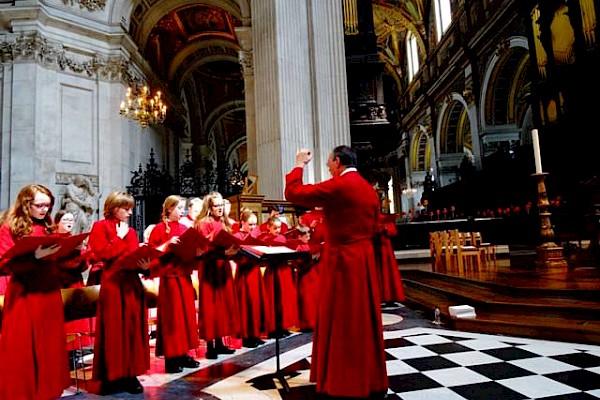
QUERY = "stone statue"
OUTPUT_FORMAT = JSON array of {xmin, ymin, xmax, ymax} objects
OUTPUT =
[{"xmin": 62, "ymin": 175, "xmax": 100, "ymax": 234}]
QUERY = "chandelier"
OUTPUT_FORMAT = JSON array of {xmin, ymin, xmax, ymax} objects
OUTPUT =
[{"xmin": 119, "ymin": 85, "xmax": 167, "ymax": 127}]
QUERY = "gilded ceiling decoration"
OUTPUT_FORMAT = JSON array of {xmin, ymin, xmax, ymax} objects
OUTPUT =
[{"xmin": 144, "ymin": 5, "xmax": 241, "ymax": 81}]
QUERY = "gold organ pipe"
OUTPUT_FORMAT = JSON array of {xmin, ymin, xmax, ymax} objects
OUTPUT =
[
  {"xmin": 579, "ymin": 0, "xmax": 597, "ymax": 48},
  {"xmin": 344, "ymin": 0, "xmax": 359, "ymax": 35},
  {"xmin": 532, "ymin": 7, "xmax": 547, "ymax": 79}
]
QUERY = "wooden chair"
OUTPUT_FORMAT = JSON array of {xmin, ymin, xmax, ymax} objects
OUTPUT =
[
  {"xmin": 429, "ymin": 231, "xmax": 442, "ymax": 271},
  {"xmin": 474, "ymin": 231, "xmax": 496, "ymax": 263},
  {"xmin": 439, "ymin": 230, "xmax": 456, "ymax": 272},
  {"xmin": 450, "ymin": 229, "xmax": 482, "ymax": 272}
]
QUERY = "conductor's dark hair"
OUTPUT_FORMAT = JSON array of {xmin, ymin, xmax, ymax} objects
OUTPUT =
[{"xmin": 332, "ymin": 145, "xmax": 357, "ymax": 168}]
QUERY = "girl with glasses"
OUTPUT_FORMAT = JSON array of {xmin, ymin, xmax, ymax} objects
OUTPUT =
[
  {"xmin": 194, "ymin": 192, "xmax": 240, "ymax": 359},
  {"xmin": 0, "ymin": 184, "xmax": 70, "ymax": 400}
]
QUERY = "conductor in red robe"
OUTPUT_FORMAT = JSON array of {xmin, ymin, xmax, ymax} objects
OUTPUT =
[{"xmin": 284, "ymin": 145, "xmax": 388, "ymax": 399}]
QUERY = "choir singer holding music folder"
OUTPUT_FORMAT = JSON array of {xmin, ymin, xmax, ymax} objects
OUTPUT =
[
  {"xmin": 0, "ymin": 184, "xmax": 71, "ymax": 400},
  {"xmin": 284, "ymin": 146, "xmax": 388, "ymax": 400}
]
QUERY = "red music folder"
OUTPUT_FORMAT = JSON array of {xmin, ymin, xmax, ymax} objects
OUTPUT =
[
  {"xmin": 168, "ymin": 228, "xmax": 210, "ymax": 262},
  {"xmin": 240, "ymin": 234, "xmax": 265, "ymax": 246},
  {"xmin": 1, "ymin": 236, "xmax": 59, "ymax": 260},
  {"xmin": 50, "ymin": 233, "xmax": 90, "ymax": 260},
  {"xmin": 211, "ymin": 229, "xmax": 242, "ymax": 249},
  {"xmin": 117, "ymin": 245, "xmax": 164, "ymax": 270}
]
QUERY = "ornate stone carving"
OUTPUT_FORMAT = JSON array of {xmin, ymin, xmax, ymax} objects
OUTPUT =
[
  {"xmin": 239, "ymin": 50, "xmax": 253, "ymax": 77},
  {"xmin": 0, "ymin": 32, "xmax": 129, "ymax": 82},
  {"xmin": 495, "ymin": 40, "xmax": 510, "ymax": 57},
  {"xmin": 62, "ymin": 0, "xmax": 106, "ymax": 12}
]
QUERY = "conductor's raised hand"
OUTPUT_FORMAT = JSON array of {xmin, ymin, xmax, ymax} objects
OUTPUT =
[
  {"xmin": 296, "ymin": 148, "xmax": 313, "ymax": 167},
  {"xmin": 34, "ymin": 244, "xmax": 61, "ymax": 259}
]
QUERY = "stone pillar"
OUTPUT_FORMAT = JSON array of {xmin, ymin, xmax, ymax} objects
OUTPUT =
[
  {"xmin": 236, "ymin": 26, "xmax": 258, "ymax": 176},
  {"xmin": 252, "ymin": 0, "xmax": 350, "ymax": 198},
  {"xmin": 310, "ymin": 0, "xmax": 351, "ymax": 183}
]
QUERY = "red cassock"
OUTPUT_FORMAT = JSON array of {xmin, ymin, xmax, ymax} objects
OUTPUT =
[
  {"xmin": 0, "ymin": 223, "xmax": 70, "ymax": 400},
  {"xmin": 148, "ymin": 221, "xmax": 199, "ymax": 358},
  {"xmin": 197, "ymin": 220, "xmax": 239, "ymax": 341},
  {"xmin": 52, "ymin": 231, "xmax": 94, "ymax": 350},
  {"xmin": 285, "ymin": 167, "xmax": 388, "ymax": 398},
  {"xmin": 257, "ymin": 232, "xmax": 299, "ymax": 332},
  {"xmin": 88, "ymin": 218, "xmax": 150, "ymax": 383},
  {"xmin": 375, "ymin": 216, "xmax": 406, "ymax": 303},
  {"xmin": 294, "ymin": 242, "xmax": 319, "ymax": 331},
  {"xmin": 232, "ymin": 231, "xmax": 270, "ymax": 338}
]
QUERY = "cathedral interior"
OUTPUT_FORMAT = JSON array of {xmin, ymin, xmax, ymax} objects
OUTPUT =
[
  {"xmin": 1, "ymin": 0, "xmax": 599, "ymax": 241},
  {"xmin": 1, "ymin": 2, "xmax": 600, "ymax": 399}
]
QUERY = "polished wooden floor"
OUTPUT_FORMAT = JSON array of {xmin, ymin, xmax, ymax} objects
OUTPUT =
[{"xmin": 400, "ymin": 252, "xmax": 600, "ymax": 345}]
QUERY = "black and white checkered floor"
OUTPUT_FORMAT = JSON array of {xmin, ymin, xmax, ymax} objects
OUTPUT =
[
  {"xmin": 64, "ymin": 307, "xmax": 600, "ymax": 399},
  {"xmin": 202, "ymin": 325, "xmax": 600, "ymax": 400}
]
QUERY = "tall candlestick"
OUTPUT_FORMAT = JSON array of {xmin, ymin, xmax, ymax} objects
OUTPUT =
[{"xmin": 531, "ymin": 129, "xmax": 543, "ymax": 174}]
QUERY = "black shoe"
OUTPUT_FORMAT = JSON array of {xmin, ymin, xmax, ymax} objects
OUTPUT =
[
  {"xmin": 216, "ymin": 345, "xmax": 235, "ymax": 354},
  {"xmin": 179, "ymin": 355, "xmax": 200, "ymax": 368},
  {"xmin": 242, "ymin": 337, "xmax": 259, "ymax": 348},
  {"xmin": 99, "ymin": 380, "xmax": 119, "ymax": 395},
  {"xmin": 165, "ymin": 357, "xmax": 183, "ymax": 373},
  {"xmin": 255, "ymin": 337, "xmax": 266, "ymax": 345},
  {"xmin": 214, "ymin": 338, "xmax": 235, "ymax": 354},
  {"xmin": 122, "ymin": 377, "xmax": 144, "ymax": 394},
  {"xmin": 205, "ymin": 349, "xmax": 219, "ymax": 359}
]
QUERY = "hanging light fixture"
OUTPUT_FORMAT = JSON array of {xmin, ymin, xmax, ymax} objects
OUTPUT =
[{"xmin": 119, "ymin": 84, "xmax": 167, "ymax": 127}]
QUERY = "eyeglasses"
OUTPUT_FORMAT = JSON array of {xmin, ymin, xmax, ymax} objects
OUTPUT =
[
  {"xmin": 31, "ymin": 203, "xmax": 51, "ymax": 209},
  {"xmin": 212, "ymin": 204, "xmax": 224, "ymax": 208}
]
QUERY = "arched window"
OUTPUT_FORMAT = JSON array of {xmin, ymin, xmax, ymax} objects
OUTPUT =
[
  {"xmin": 434, "ymin": 0, "xmax": 452, "ymax": 42},
  {"xmin": 406, "ymin": 31, "xmax": 420, "ymax": 82}
]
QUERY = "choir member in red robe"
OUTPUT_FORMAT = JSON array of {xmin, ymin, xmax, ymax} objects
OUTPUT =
[
  {"xmin": 291, "ymin": 225, "xmax": 320, "ymax": 332},
  {"xmin": 223, "ymin": 198, "xmax": 240, "ymax": 233},
  {"xmin": 0, "ymin": 184, "xmax": 70, "ymax": 400},
  {"xmin": 258, "ymin": 216, "xmax": 298, "ymax": 337},
  {"xmin": 180, "ymin": 197, "xmax": 201, "ymax": 229},
  {"xmin": 147, "ymin": 195, "xmax": 200, "ymax": 373},
  {"xmin": 88, "ymin": 191, "xmax": 151, "ymax": 395},
  {"xmin": 259, "ymin": 204, "xmax": 289, "ymax": 234},
  {"xmin": 232, "ymin": 209, "xmax": 269, "ymax": 347},
  {"xmin": 375, "ymin": 213, "xmax": 405, "ymax": 305},
  {"xmin": 285, "ymin": 146, "xmax": 388, "ymax": 399},
  {"xmin": 53, "ymin": 210, "xmax": 94, "ymax": 350},
  {"xmin": 194, "ymin": 192, "xmax": 240, "ymax": 359}
]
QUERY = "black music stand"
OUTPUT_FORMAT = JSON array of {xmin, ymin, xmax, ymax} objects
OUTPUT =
[{"xmin": 239, "ymin": 245, "xmax": 309, "ymax": 392}]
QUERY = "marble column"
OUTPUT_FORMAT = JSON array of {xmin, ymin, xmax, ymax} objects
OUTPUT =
[
  {"xmin": 309, "ymin": 0, "xmax": 351, "ymax": 183},
  {"xmin": 252, "ymin": 0, "xmax": 350, "ymax": 199},
  {"xmin": 236, "ymin": 26, "xmax": 258, "ymax": 176}
]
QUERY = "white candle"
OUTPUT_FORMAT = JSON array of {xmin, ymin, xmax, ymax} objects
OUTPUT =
[{"xmin": 531, "ymin": 129, "xmax": 543, "ymax": 174}]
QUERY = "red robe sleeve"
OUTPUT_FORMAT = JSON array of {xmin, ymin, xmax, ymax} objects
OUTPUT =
[
  {"xmin": 88, "ymin": 219, "xmax": 137, "ymax": 264},
  {"xmin": 0, "ymin": 224, "xmax": 16, "ymax": 273},
  {"xmin": 285, "ymin": 166, "xmax": 338, "ymax": 208}
]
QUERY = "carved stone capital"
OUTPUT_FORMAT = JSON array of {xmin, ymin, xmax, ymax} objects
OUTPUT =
[
  {"xmin": 0, "ymin": 32, "xmax": 130, "ymax": 82},
  {"xmin": 239, "ymin": 50, "xmax": 253, "ymax": 77},
  {"xmin": 62, "ymin": 0, "xmax": 106, "ymax": 12}
]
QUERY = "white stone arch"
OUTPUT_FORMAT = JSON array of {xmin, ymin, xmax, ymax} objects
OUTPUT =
[
  {"xmin": 479, "ymin": 36, "xmax": 529, "ymax": 130},
  {"xmin": 171, "ymin": 40, "xmax": 240, "ymax": 85},
  {"xmin": 204, "ymin": 100, "xmax": 245, "ymax": 136},
  {"xmin": 226, "ymin": 135, "xmax": 247, "ymax": 172},
  {"xmin": 436, "ymin": 92, "xmax": 470, "ymax": 156}
]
